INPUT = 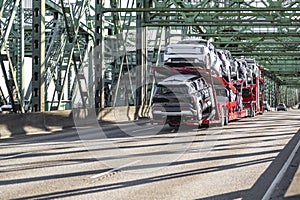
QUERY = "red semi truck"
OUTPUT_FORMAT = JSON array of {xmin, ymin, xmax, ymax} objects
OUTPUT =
[{"xmin": 242, "ymin": 60, "xmax": 265, "ymax": 117}]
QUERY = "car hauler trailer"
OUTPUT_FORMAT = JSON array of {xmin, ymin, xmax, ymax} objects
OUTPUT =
[
  {"xmin": 201, "ymin": 77, "xmax": 248, "ymax": 127},
  {"xmin": 151, "ymin": 40, "xmax": 264, "ymax": 128}
]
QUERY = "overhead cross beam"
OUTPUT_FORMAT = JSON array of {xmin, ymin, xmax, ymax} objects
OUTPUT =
[{"xmin": 145, "ymin": 0, "xmax": 300, "ymax": 87}]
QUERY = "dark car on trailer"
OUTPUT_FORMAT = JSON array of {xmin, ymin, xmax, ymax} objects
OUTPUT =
[{"xmin": 152, "ymin": 74, "xmax": 212, "ymax": 127}]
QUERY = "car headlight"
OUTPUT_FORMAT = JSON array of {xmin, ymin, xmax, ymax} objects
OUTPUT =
[
  {"xmin": 165, "ymin": 47, "xmax": 173, "ymax": 55},
  {"xmin": 194, "ymin": 47, "xmax": 203, "ymax": 54},
  {"xmin": 164, "ymin": 58, "xmax": 171, "ymax": 63}
]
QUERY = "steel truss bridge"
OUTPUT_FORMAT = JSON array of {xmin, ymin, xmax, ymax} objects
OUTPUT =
[{"xmin": 0, "ymin": 0, "xmax": 299, "ymax": 113}]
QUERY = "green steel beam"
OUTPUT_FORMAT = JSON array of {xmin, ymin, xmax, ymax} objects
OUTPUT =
[
  {"xmin": 94, "ymin": 0, "xmax": 105, "ymax": 109},
  {"xmin": 176, "ymin": 33, "xmax": 300, "ymax": 37},
  {"xmin": 264, "ymin": 67, "xmax": 300, "ymax": 71},
  {"xmin": 214, "ymin": 41, "xmax": 300, "ymax": 45},
  {"xmin": 230, "ymin": 47, "xmax": 300, "ymax": 51},
  {"xmin": 266, "ymin": 66, "xmax": 300, "ymax": 69},
  {"xmin": 0, "ymin": 0, "xmax": 20, "ymax": 52},
  {"xmin": 145, "ymin": 22, "xmax": 300, "ymax": 27},
  {"xmin": 231, "ymin": 52, "xmax": 300, "ymax": 56},
  {"xmin": 13, "ymin": 0, "xmax": 25, "ymax": 105},
  {"xmin": 101, "ymin": 8, "xmax": 300, "ymax": 13},
  {"xmin": 0, "ymin": 0, "xmax": 24, "ymax": 112},
  {"xmin": 32, "ymin": 0, "xmax": 46, "ymax": 112},
  {"xmin": 45, "ymin": 0, "xmax": 63, "ymax": 13},
  {"xmin": 269, "ymin": 73, "xmax": 300, "ymax": 77}
]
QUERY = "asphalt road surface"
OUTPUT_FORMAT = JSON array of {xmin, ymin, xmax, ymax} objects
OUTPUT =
[{"xmin": 0, "ymin": 109, "xmax": 300, "ymax": 199}]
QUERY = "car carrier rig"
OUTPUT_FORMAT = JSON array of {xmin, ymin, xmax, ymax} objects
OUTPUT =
[{"xmin": 151, "ymin": 40, "xmax": 264, "ymax": 128}]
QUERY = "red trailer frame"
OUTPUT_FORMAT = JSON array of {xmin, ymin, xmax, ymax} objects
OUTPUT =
[{"xmin": 242, "ymin": 66, "xmax": 265, "ymax": 117}]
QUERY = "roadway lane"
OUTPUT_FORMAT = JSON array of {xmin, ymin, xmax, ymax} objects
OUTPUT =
[{"xmin": 0, "ymin": 109, "xmax": 299, "ymax": 199}]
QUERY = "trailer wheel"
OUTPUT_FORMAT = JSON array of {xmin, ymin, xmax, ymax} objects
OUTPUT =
[
  {"xmin": 220, "ymin": 107, "xmax": 228, "ymax": 126},
  {"xmin": 224, "ymin": 107, "xmax": 229, "ymax": 125},
  {"xmin": 169, "ymin": 124, "xmax": 179, "ymax": 131},
  {"xmin": 206, "ymin": 55, "xmax": 212, "ymax": 69},
  {"xmin": 169, "ymin": 123, "xmax": 177, "ymax": 127},
  {"xmin": 196, "ymin": 102, "xmax": 203, "ymax": 121},
  {"xmin": 250, "ymin": 104, "xmax": 256, "ymax": 117},
  {"xmin": 219, "ymin": 107, "xmax": 225, "ymax": 127}
]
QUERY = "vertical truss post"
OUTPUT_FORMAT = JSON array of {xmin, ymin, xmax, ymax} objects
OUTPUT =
[
  {"xmin": 275, "ymin": 83, "xmax": 280, "ymax": 107},
  {"xmin": 272, "ymin": 80, "xmax": 276, "ymax": 107},
  {"xmin": 0, "ymin": 0, "xmax": 23, "ymax": 112},
  {"xmin": 17, "ymin": 0, "xmax": 25, "ymax": 100},
  {"xmin": 0, "ymin": 55, "xmax": 14, "ymax": 107},
  {"xmin": 111, "ymin": 0, "xmax": 125, "ymax": 108},
  {"xmin": 135, "ymin": 0, "xmax": 148, "ymax": 119},
  {"xmin": 268, "ymin": 78, "xmax": 273, "ymax": 106},
  {"xmin": 165, "ymin": 27, "xmax": 170, "ymax": 46},
  {"xmin": 265, "ymin": 77, "xmax": 272, "ymax": 106},
  {"xmin": 285, "ymin": 86, "xmax": 288, "ymax": 106},
  {"xmin": 143, "ymin": 0, "xmax": 149, "ymax": 108},
  {"xmin": 58, "ymin": 0, "xmax": 90, "ymax": 110},
  {"xmin": 95, "ymin": 0, "xmax": 105, "ymax": 109},
  {"xmin": 32, "ymin": 0, "xmax": 46, "ymax": 112}
]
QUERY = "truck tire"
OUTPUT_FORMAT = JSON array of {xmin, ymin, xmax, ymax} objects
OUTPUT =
[
  {"xmin": 197, "ymin": 106, "xmax": 203, "ymax": 121},
  {"xmin": 224, "ymin": 107, "xmax": 229, "ymax": 125},
  {"xmin": 206, "ymin": 55, "xmax": 211, "ymax": 69},
  {"xmin": 220, "ymin": 107, "xmax": 225, "ymax": 127},
  {"xmin": 250, "ymin": 104, "xmax": 256, "ymax": 117},
  {"xmin": 169, "ymin": 123, "xmax": 179, "ymax": 128}
]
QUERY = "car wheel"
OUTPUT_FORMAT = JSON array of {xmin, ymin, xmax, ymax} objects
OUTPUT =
[
  {"xmin": 218, "ymin": 107, "xmax": 225, "ymax": 127},
  {"xmin": 206, "ymin": 55, "xmax": 211, "ymax": 69},
  {"xmin": 250, "ymin": 104, "xmax": 256, "ymax": 117},
  {"xmin": 197, "ymin": 105, "xmax": 203, "ymax": 121},
  {"xmin": 169, "ymin": 124, "xmax": 179, "ymax": 131}
]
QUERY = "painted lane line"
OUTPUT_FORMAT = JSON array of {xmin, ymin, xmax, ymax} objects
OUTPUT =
[
  {"xmin": 262, "ymin": 138, "xmax": 300, "ymax": 200},
  {"xmin": 0, "ymin": 152, "xmax": 32, "ymax": 160},
  {"xmin": 0, "ymin": 142, "xmax": 21, "ymax": 146},
  {"xmin": 132, "ymin": 127, "xmax": 154, "ymax": 133},
  {"xmin": 90, "ymin": 160, "xmax": 141, "ymax": 179}
]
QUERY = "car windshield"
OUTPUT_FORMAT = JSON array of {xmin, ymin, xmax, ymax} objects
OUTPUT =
[
  {"xmin": 177, "ymin": 40, "xmax": 207, "ymax": 46},
  {"xmin": 165, "ymin": 46, "xmax": 204, "ymax": 55},
  {"xmin": 278, "ymin": 103, "xmax": 285, "ymax": 106},
  {"xmin": 156, "ymin": 85, "xmax": 190, "ymax": 95},
  {"xmin": 242, "ymin": 88, "xmax": 251, "ymax": 98}
]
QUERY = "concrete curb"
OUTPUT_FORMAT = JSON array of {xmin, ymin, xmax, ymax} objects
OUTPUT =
[{"xmin": 0, "ymin": 106, "xmax": 151, "ymax": 139}]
